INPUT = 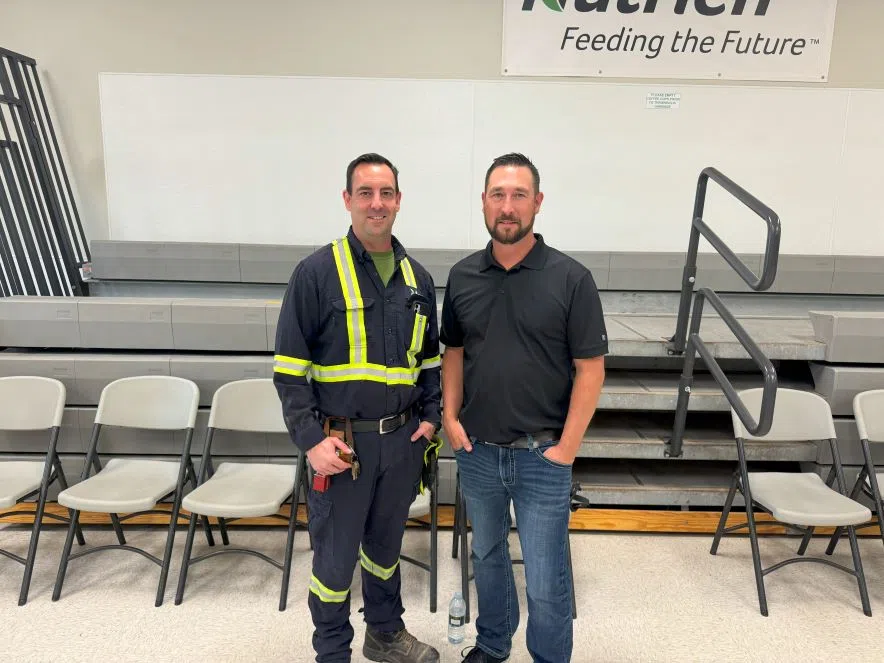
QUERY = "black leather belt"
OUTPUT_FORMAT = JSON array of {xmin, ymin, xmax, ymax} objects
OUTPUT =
[
  {"xmin": 483, "ymin": 429, "xmax": 561, "ymax": 449},
  {"xmin": 325, "ymin": 405, "xmax": 418, "ymax": 436}
]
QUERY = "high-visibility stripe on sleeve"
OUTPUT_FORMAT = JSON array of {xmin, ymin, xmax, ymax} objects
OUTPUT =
[
  {"xmin": 309, "ymin": 575, "xmax": 349, "ymax": 603},
  {"xmin": 359, "ymin": 547, "xmax": 399, "ymax": 581},
  {"xmin": 420, "ymin": 355, "xmax": 441, "ymax": 371},
  {"xmin": 273, "ymin": 355, "xmax": 311, "ymax": 377}
]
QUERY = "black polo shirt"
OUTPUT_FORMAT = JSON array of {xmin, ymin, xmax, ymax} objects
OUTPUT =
[{"xmin": 440, "ymin": 234, "xmax": 607, "ymax": 444}]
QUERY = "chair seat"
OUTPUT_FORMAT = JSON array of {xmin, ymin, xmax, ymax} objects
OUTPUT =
[
  {"xmin": 748, "ymin": 472, "xmax": 872, "ymax": 527},
  {"xmin": 408, "ymin": 490, "xmax": 430, "ymax": 519},
  {"xmin": 182, "ymin": 463, "xmax": 296, "ymax": 518},
  {"xmin": 58, "ymin": 459, "xmax": 179, "ymax": 513},
  {"xmin": 0, "ymin": 461, "xmax": 45, "ymax": 509}
]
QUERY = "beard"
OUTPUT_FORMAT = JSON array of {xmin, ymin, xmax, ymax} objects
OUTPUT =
[{"xmin": 486, "ymin": 213, "xmax": 534, "ymax": 245}]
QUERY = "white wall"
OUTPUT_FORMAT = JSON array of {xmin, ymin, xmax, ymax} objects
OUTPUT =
[{"xmin": 1, "ymin": 0, "xmax": 883, "ymax": 246}]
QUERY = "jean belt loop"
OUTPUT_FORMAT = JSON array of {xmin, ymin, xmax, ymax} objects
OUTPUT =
[{"xmin": 526, "ymin": 433, "xmax": 536, "ymax": 450}]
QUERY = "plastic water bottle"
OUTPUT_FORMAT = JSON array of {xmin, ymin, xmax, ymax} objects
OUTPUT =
[{"xmin": 448, "ymin": 591, "xmax": 466, "ymax": 644}]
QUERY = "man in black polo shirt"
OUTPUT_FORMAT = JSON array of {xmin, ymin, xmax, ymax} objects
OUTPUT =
[{"xmin": 440, "ymin": 153, "xmax": 607, "ymax": 663}]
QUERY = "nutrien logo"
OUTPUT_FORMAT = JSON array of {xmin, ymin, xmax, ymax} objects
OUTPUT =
[{"xmin": 521, "ymin": 0, "xmax": 771, "ymax": 15}]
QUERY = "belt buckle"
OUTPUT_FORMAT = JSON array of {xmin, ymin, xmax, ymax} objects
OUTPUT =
[{"xmin": 378, "ymin": 413, "xmax": 400, "ymax": 435}]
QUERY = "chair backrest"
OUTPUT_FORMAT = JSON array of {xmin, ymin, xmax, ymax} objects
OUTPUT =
[
  {"xmin": 732, "ymin": 388, "xmax": 836, "ymax": 442},
  {"xmin": 94, "ymin": 376, "xmax": 199, "ymax": 430},
  {"xmin": 207, "ymin": 378, "xmax": 288, "ymax": 433},
  {"xmin": 853, "ymin": 389, "xmax": 884, "ymax": 443},
  {"xmin": 0, "ymin": 376, "xmax": 65, "ymax": 430}
]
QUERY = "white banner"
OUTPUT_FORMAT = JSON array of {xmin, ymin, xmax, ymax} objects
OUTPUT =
[{"xmin": 502, "ymin": 0, "xmax": 839, "ymax": 81}]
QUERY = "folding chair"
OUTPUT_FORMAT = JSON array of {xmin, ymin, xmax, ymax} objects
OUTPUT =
[
  {"xmin": 0, "ymin": 376, "xmax": 84, "ymax": 605},
  {"xmin": 824, "ymin": 389, "xmax": 884, "ymax": 556},
  {"xmin": 52, "ymin": 375, "xmax": 202, "ymax": 607},
  {"xmin": 400, "ymin": 449, "xmax": 439, "ymax": 612},
  {"xmin": 711, "ymin": 388, "xmax": 873, "ymax": 617},
  {"xmin": 174, "ymin": 379, "xmax": 308, "ymax": 611},
  {"xmin": 453, "ymin": 471, "xmax": 580, "ymax": 623}
]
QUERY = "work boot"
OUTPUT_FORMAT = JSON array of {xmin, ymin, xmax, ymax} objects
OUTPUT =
[{"xmin": 363, "ymin": 627, "xmax": 439, "ymax": 663}]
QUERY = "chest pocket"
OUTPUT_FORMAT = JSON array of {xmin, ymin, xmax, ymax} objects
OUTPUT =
[{"xmin": 330, "ymin": 297, "xmax": 374, "ymax": 364}]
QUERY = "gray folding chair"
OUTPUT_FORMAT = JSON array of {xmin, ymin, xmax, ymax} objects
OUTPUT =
[
  {"xmin": 0, "ymin": 376, "xmax": 83, "ymax": 605},
  {"xmin": 173, "ymin": 379, "xmax": 307, "ymax": 611},
  {"xmin": 400, "ymin": 451, "xmax": 439, "ymax": 612},
  {"xmin": 711, "ymin": 388, "xmax": 873, "ymax": 616},
  {"xmin": 52, "ymin": 375, "xmax": 202, "ymax": 607},
  {"xmin": 824, "ymin": 389, "xmax": 884, "ymax": 555}
]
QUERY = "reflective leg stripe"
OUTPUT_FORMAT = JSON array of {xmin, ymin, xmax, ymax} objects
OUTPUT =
[
  {"xmin": 359, "ymin": 546, "xmax": 399, "ymax": 581},
  {"xmin": 309, "ymin": 575, "xmax": 349, "ymax": 603},
  {"xmin": 332, "ymin": 238, "xmax": 367, "ymax": 365},
  {"xmin": 273, "ymin": 354, "xmax": 311, "ymax": 377}
]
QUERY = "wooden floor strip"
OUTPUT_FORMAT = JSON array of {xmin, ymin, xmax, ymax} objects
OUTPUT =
[{"xmin": 1, "ymin": 503, "xmax": 880, "ymax": 536}]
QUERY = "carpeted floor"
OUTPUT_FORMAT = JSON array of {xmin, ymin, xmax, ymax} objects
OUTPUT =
[{"xmin": 0, "ymin": 525, "xmax": 882, "ymax": 662}]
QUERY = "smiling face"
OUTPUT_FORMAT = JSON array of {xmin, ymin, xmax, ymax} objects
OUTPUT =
[
  {"xmin": 482, "ymin": 164, "xmax": 543, "ymax": 245},
  {"xmin": 343, "ymin": 163, "xmax": 401, "ymax": 246}
]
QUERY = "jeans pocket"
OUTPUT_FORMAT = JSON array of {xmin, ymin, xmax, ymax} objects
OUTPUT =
[{"xmin": 533, "ymin": 442, "xmax": 572, "ymax": 470}]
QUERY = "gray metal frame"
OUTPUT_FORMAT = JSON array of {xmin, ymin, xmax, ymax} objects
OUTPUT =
[
  {"xmin": 399, "ymin": 453, "xmax": 440, "ymax": 613},
  {"xmin": 173, "ymin": 427, "xmax": 308, "ymax": 612},
  {"xmin": 824, "ymin": 437, "xmax": 884, "ymax": 556},
  {"xmin": 0, "ymin": 424, "xmax": 84, "ymax": 605},
  {"xmin": 710, "ymin": 436, "xmax": 871, "ymax": 617},
  {"xmin": 51, "ymin": 422, "xmax": 206, "ymax": 607},
  {"xmin": 667, "ymin": 167, "xmax": 781, "ymax": 458}
]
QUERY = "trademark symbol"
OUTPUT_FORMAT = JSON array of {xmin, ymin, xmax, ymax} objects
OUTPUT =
[{"xmin": 811, "ymin": 38, "xmax": 821, "ymax": 45}]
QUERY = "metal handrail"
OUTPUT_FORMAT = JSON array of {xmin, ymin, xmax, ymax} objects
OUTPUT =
[
  {"xmin": 666, "ymin": 168, "xmax": 781, "ymax": 458},
  {"xmin": 668, "ymin": 288, "xmax": 777, "ymax": 457},
  {"xmin": 668, "ymin": 167, "xmax": 781, "ymax": 355}
]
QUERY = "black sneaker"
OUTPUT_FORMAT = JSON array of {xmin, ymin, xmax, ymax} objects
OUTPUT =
[
  {"xmin": 461, "ymin": 645, "xmax": 509, "ymax": 662},
  {"xmin": 363, "ymin": 628, "xmax": 439, "ymax": 663}
]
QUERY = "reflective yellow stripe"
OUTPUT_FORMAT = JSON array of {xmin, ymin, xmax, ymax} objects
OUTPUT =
[
  {"xmin": 273, "ymin": 354, "xmax": 311, "ymax": 377},
  {"xmin": 400, "ymin": 257, "xmax": 417, "ymax": 288},
  {"xmin": 309, "ymin": 575, "xmax": 349, "ymax": 603},
  {"xmin": 311, "ymin": 362, "xmax": 419, "ymax": 384},
  {"xmin": 359, "ymin": 546, "xmax": 399, "ymax": 581},
  {"xmin": 332, "ymin": 238, "xmax": 367, "ymax": 364},
  {"xmin": 420, "ymin": 355, "xmax": 441, "ymax": 371}
]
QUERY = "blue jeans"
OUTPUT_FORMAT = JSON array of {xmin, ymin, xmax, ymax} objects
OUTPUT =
[{"xmin": 455, "ymin": 436, "xmax": 573, "ymax": 663}]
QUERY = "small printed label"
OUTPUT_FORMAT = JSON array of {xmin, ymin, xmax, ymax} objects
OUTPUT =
[
  {"xmin": 449, "ymin": 616, "xmax": 464, "ymax": 627},
  {"xmin": 646, "ymin": 92, "xmax": 681, "ymax": 110}
]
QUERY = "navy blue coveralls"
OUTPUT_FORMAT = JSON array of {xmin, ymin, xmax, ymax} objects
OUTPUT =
[{"xmin": 274, "ymin": 228, "xmax": 442, "ymax": 662}]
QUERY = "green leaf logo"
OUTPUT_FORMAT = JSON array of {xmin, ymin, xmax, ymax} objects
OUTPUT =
[{"xmin": 542, "ymin": 0, "xmax": 565, "ymax": 10}]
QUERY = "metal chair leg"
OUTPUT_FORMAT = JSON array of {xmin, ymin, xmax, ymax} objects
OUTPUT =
[
  {"xmin": 846, "ymin": 525, "xmax": 872, "ymax": 617},
  {"xmin": 110, "ymin": 513, "xmax": 126, "ymax": 545},
  {"xmin": 739, "ymin": 460, "xmax": 768, "ymax": 617},
  {"xmin": 54, "ymin": 461, "xmax": 85, "ymax": 546},
  {"xmin": 279, "ymin": 454, "xmax": 304, "ymax": 612},
  {"xmin": 18, "ymin": 474, "xmax": 51, "ymax": 606},
  {"xmin": 174, "ymin": 512, "xmax": 201, "ymax": 605},
  {"xmin": 430, "ymin": 470, "xmax": 439, "ymax": 614},
  {"xmin": 459, "ymin": 488, "xmax": 471, "ymax": 624},
  {"xmin": 797, "ymin": 526, "xmax": 815, "ymax": 556},
  {"xmin": 711, "ymin": 472, "xmax": 738, "ymax": 555},
  {"xmin": 51, "ymin": 509, "xmax": 81, "ymax": 601}
]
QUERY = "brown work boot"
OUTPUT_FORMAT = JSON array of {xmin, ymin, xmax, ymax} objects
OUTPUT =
[{"xmin": 363, "ymin": 627, "xmax": 440, "ymax": 663}]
